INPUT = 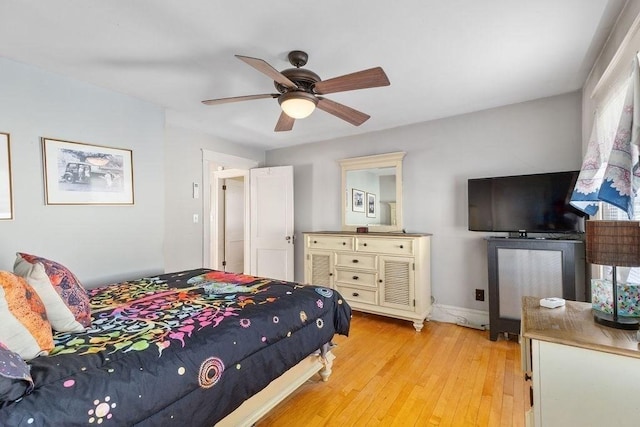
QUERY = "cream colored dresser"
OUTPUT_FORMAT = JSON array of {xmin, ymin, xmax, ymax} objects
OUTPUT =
[
  {"xmin": 303, "ymin": 231, "xmax": 432, "ymax": 331},
  {"xmin": 521, "ymin": 296, "xmax": 640, "ymax": 426}
]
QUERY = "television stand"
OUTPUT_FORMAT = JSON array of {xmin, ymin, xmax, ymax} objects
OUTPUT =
[{"xmin": 486, "ymin": 237, "xmax": 586, "ymax": 341}]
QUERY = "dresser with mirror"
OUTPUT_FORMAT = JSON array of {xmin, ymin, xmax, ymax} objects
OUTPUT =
[{"xmin": 303, "ymin": 152, "xmax": 432, "ymax": 331}]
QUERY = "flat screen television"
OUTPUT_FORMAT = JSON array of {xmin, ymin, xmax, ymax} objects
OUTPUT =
[{"xmin": 468, "ymin": 171, "xmax": 586, "ymax": 234}]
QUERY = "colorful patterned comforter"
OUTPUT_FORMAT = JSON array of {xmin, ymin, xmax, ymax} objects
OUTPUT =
[{"xmin": 0, "ymin": 269, "xmax": 351, "ymax": 426}]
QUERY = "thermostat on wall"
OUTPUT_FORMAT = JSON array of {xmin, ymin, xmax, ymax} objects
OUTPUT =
[{"xmin": 540, "ymin": 297, "xmax": 566, "ymax": 309}]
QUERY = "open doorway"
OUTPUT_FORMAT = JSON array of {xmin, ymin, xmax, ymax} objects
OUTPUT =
[
  {"xmin": 202, "ymin": 149, "xmax": 258, "ymax": 273},
  {"xmin": 201, "ymin": 150, "xmax": 294, "ymax": 281}
]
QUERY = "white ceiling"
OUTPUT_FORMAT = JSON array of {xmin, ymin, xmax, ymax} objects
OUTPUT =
[{"xmin": 0, "ymin": 0, "xmax": 627, "ymax": 150}]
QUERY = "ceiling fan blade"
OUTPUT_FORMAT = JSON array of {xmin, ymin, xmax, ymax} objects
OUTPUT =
[
  {"xmin": 274, "ymin": 111, "xmax": 295, "ymax": 132},
  {"xmin": 202, "ymin": 94, "xmax": 278, "ymax": 105},
  {"xmin": 317, "ymin": 98, "xmax": 370, "ymax": 126},
  {"xmin": 235, "ymin": 55, "xmax": 298, "ymax": 89},
  {"xmin": 314, "ymin": 67, "xmax": 390, "ymax": 95}
]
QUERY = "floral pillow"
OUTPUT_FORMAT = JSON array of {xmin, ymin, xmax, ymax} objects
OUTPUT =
[
  {"xmin": 0, "ymin": 342, "xmax": 33, "ymax": 402},
  {"xmin": 0, "ymin": 271, "xmax": 54, "ymax": 360},
  {"xmin": 14, "ymin": 253, "xmax": 91, "ymax": 332}
]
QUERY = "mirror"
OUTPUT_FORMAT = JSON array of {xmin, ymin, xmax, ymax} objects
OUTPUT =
[{"xmin": 339, "ymin": 152, "xmax": 405, "ymax": 232}]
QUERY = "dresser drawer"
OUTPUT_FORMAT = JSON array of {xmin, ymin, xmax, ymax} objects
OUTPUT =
[
  {"xmin": 335, "ymin": 253, "xmax": 376, "ymax": 270},
  {"xmin": 336, "ymin": 284, "xmax": 377, "ymax": 305},
  {"xmin": 335, "ymin": 269, "xmax": 377, "ymax": 287},
  {"xmin": 356, "ymin": 237, "xmax": 414, "ymax": 256},
  {"xmin": 306, "ymin": 235, "xmax": 354, "ymax": 251}
]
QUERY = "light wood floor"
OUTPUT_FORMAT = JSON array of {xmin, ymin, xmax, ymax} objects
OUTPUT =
[{"xmin": 258, "ymin": 312, "xmax": 526, "ymax": 426}]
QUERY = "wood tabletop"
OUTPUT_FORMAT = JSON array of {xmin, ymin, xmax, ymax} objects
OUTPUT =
[{"xmin": 521, "ymin": 296, "xmax": 640, "ymax": 359}]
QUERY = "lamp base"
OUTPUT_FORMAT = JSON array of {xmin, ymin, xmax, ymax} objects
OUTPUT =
[{"xmin": 593, "ymin": 311, "xmax": 640, "ymax": 330}]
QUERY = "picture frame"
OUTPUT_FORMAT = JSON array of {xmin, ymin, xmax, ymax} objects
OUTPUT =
[
  {"xmin": 0, "ymin": 133, "xmax": 13, "ymax": 220},
  {"xmin": 352, "ymin": 188, "xmax": 365, "ymax": 212},
  {"xmin": 367, "ymin": 192, "xmax": 376, "ymax": 218},
  {"xmin": 42, "ymin": 138, "xmax": 134, "ymax": 205}
]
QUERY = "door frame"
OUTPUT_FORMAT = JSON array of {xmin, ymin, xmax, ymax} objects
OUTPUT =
[{"xmin": 202, "ymin": 149, "xmax": 258, "ymax": 269}]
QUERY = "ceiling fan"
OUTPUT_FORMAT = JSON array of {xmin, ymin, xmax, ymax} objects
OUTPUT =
[{"xmin": 202, "ymin": 50, "xmax": 390, "ymax": 132}]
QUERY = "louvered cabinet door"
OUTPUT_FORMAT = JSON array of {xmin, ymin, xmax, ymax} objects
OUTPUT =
[
  {"xmin": 306, "ymin": 250, "xmax": 335, "ymax": 288},
  {"xmin": 378, "ymin": 255, "xmax": 415, "ymax": 311}
]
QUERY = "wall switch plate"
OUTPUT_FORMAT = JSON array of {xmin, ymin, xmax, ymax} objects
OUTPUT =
[
  {"xmin": 193, "ymin": 214, "xmax": 199, "ymax": 223},
  {"xmin": 475, "ymin": 289, "xmax": 485, "ymax": 301},
  {"xmin": 193, "ymin": 182, "xmax": 199, "ymax": 199}
]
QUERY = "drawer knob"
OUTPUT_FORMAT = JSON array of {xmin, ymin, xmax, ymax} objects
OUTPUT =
[
  {"xmin": 400, "ymin": 245, "xmax": 404, "ymax": 249},
  {"xmin": 352, "ymin": 276, "xmax": 359, "ymax": 280},
  {"xmin": 379, "ymin": 279, "xmax": 383, "ymax": 283},
  {"xmin": 352, "ymin": 292, "xmax": 360, "ymax": 297},
  {"xmin": 342, "ymin": 242, "xmax": 346, "ymax": 245},
  {"xmin": 352, "ymin": 259, "xmax": 359, "ymax": 263},
  {"xmin": 329, "ymin": 273, "xmax": 333, "ymax": 276},
  {"xmin": 363, "ymin": 243, "xmax": 367, "ymax": 247},
  {"xmin": 313, "ymin": 240, "xmax": 318, "ymax": 244}
]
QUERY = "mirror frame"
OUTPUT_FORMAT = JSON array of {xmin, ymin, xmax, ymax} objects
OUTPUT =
[{"xmin": 339, "ymin": 151, "xmax": 406, "ymax": 232}]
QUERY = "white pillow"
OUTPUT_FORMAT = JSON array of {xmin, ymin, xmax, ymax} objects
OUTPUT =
[{"xmin": 14, "ymin": 253, "xmax": 90, "ymax": 332}]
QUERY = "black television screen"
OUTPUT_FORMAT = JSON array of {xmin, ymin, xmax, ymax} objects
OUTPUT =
[{"xmin": 468, "ymin": 171, "xmax": 585, "ymax": 233}]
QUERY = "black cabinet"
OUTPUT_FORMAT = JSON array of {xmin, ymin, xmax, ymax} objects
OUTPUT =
[{"xmin": 486, "ymin": 238, "xmax": 585, "ymax": 341}]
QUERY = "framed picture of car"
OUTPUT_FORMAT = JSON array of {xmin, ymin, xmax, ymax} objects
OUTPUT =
[{"xmin": 42, "ymin": 137, "xmax": 134, "ymax": 205}]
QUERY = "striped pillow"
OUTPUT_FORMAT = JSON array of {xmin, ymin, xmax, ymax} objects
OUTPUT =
[{"xmin": 0, "ymin": 271, "xmax": 54, "ymax": 360}]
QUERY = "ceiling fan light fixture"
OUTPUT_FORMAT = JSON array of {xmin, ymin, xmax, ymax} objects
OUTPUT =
[{"xmin": 279, "ymin": 91, "xmax": 317, "ymax": 119}]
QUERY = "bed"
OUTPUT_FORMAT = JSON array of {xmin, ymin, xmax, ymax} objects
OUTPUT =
[{"xmin": 0, "ymin": 267, "xmax": 351, "ymax": 426}]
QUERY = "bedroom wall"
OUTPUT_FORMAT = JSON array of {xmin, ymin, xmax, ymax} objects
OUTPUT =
[
  {"xmin": 163, "ymin": 124, "xmax": 265, "ymax": 273},
  {"xmin": 266, "ymin": 91, "xmax": 582, "ymax": 320},
  {"xmin": 0, "ymin": 57, "xmax": 165, "ymax": 287}
]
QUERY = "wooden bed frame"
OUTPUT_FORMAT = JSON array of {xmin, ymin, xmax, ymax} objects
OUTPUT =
[{"xmin": 216, "ymin": 351, "xmax": 335, "ymax": 426}]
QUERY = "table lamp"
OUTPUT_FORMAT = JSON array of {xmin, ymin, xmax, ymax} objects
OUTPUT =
[{"xmin": 586, "ymin": 220, "xmax": 640, "ymax": 330}]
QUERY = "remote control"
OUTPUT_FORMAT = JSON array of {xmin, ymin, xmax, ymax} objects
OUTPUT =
[{"xmin": 540, "ymin": 297, "xmax": 566, "ymax": 309}]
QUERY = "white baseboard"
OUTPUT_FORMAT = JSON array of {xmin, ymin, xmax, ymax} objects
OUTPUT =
[{"xmin": 429, "ymin": 303, "xmax": 490, "ymax": 329}]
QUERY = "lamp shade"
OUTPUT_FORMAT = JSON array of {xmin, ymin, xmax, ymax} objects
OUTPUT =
[
  {"xmin": 278, "ymin": 91, "xmax": 317, "ymax": 119},
  {"xmin": 586, "ymin": 220, "xmax": 640, "ymax": 267}
]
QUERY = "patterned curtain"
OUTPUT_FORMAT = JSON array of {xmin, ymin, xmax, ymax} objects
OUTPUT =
[{"xmin": 570, "ymin": 56, "xmax": 640, "ymax": 219}]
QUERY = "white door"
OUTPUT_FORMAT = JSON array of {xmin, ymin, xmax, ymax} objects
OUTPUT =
[
  {"xmin": 224, "ymin": 177, "xmax": 245, "ymax": 273},
  {"xmin": 211, "ymin": 168, "xmax": 250, "ymax": 273},
  {"xmin": 250, "ymin": 166, "xmax": 294, "ymax": 281}
]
